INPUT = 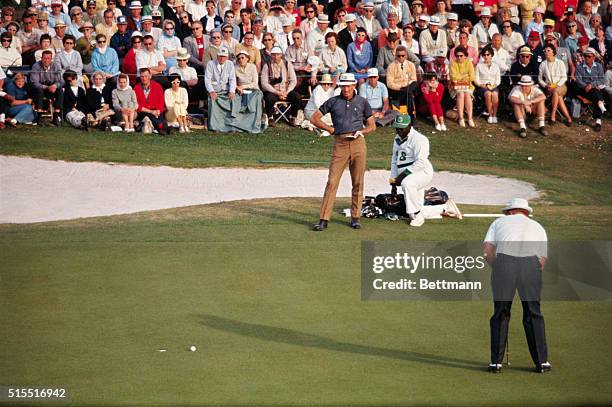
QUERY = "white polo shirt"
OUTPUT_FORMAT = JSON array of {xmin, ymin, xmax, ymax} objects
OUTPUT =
[{"xmin": 484, "ymin": 214, "xmax": 548, "ymax": 258}]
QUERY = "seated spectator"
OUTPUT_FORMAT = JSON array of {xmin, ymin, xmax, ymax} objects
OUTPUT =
[
  {"xmin": 318, "ymin": 31, "xmax": 347, "ymax": 80},
  {"xmin": 30, "ymin": 50, "xmax": 64, "ymax": 125},
  {"xmin": 307, "ymin": 14, "xmax": 332, "ymax": 55},
  {"xmin": 585, "ymin": 14, "xmax": 603, "ymax": 42},
  {"xmin": 541, "ymin": 18, "xmax": 561, "ymax": 46},
  {"xmin": 425, "ymin": 48, "xmax": 450, "ymax": 85},
  {"xmin": 5, "ymin": 73, "xmax": 37, "ymax": 125},
  {"xmin": 522, "ymin": 30, "xmax": 545, "ymax": 64},
  {"xmin": 176, "ymin": 12, "xmax": 194, "ymax": 42},
  {"xmin": 220, "ymin": 23, "xmax": 239, "ymax": 57},
  {"xmin": 183, "ymin": 21, "xmax": 209, "ymax": 73},
  {"xmin": 564, "ymin": 20, "xmax": 584, "ymax": 55},
  {"xmin": 144, "ymin": 0, "xmax": 165, "ymax": 21},
  {"xmin": 122, "ymin": 31, "xmax": 144, "ymax": 84},
  {"xmin": 300, "ymin": 4, "xmax": 318, "ymax": 38},
  {"xmin": 432, "ymin": 0, "xmax": 450, "ymax": 27},
  {"xmin": 158, "ymin": 19, "xmax": 183, "ymax": 72},
  {"xmin": 445, "ymin": 13, "xmax": 460, "ymax": 49},
  {"xmin": 111, "ymin": 16, "xmax": 133, "ymax": 61},
  {"xmin": 236, "ymin": 31, "xmax": 263, "ymax": 72},
  {"xmin": 508, "ymin": 75, "xmax": 548, "ymax": 138},
  {"xmin": 400, "ymin": 24, "xmax": 420, "ymax": 56},
  {"xmin": 386, "ymin": 45, "xmax": 418, "ymax": 116},
  {"xmin": 420, "ymin": 72, "xmax": 447, "ymax": 131},
  {"xmin": 35, "ymin": 34, "xmax": 56, "ymax": 63},
  {"xmin": 544, "ymin": 35, "xmax": 574, "ymax": 83},
  {"xmin": 169, "ymin": 48, "xmax": 204, "ymax": 107},
  {"xmin": 86, "ymin": 71, "xmax": 116, "ymax": 130},
  {"xmin": 164, "ymin": 73, "xmax": 190, "ymax": 132},
  {"xmin": 575, "ymin": 47, "xmax": 607, "ymax": 132},
  {"xmin": 0, "ymin": 33, "xmax": 21, "ymax": 67},
  {"xmin": 233, "ymin": 49, "xmax": 266, "ymax": 132},
  {"xmin": 141, "ymin": 15, "xmax": 162, "ymax": 44},
  {"xmin": 589, "ymin": 26, "xmax": 610, "ymax": 65},
  {"xmin": 605, "ymin": 66, "xmax": 612, "ymax": 101},
  {"xmin": 37, "ymin": 11, "xmax": 55, "ymax": 39},
  {"xmin": 275, "ymin": 18, "xmax": 293, "ymax": 51},
  {"xmin": 136, "ymin": 34, "xmax": 166, "ymax": 77},
  {"xmin": 379, "ymin": 0, "xmax": 411, "ymax": 29},
  {"xmin": 538, "ymin": 44, "xmax": 572, "ymax": 126},
  {"xmin": 475, "ymin": 46, "xmax": 501, "ymax": 124},
  {"xmin": 76, "ymin": 22, "xmax": 96, "ymax": 73},
  {"xmin": 450, "ymin": 31, "xmax": 478, "ymax": 65},
  {"xmin": 490, "ymin": 33, "xmax": 510, "ymax": 74},
  {"xmin": 449, "ymin": 45, "xmax": 475, "ymax": 127},
  {"xmin": 204, "ymin": 29, "xmax": 224, "ymax": 65},
  {"xmin": 304, "ymin": 73, "xmax": 334, "ymax": 130},
  {"xmin": 92, "ymin": 34, "xmax": 121, "ymax": 82},
  {"xmin": 376, "ymin": 32, "xmax": 399, "ymax": 76},
  {"xmin": 419, "ymin": 15, "xmax": 448, "ymax": 63},
  {"xmin": 96, "ymin": 8, "xmax": 118, "ymax": 40},
  {"xmin": 68, "ymin": 6, "xmax": 86, "ymax": 40},
  {"xmin": 457, "ymin": 19, "xmax": 480, "ymax": 50},
  {"xmin": 55, "ymin": 34, "xmax": 84, "ymax": 86},
  {"xmin": 16, "ymin": 14, "xmax": 41, "ymax": 66},
  {"xmin": 347, "ymin": 27, "xmax": 373, "ymax": 81},
  {"xmin": 358, "ymin": 68, "xmax": 396, "ymax": 127},
  {"xmin": 200, "ymin": 0, "xmax": 222, "ymax": 34},
  {"xmin": 134, "ymin": 67, "xmax": 167, "ymax": 134},
  {"xmin": 261, "ymin": 46, "xmax": 302, "ymax": 126},
  {"xmin": 112, "ymin": 73, "xmax": 139, "ymax": 132},
  {"xmin": 500, "ymin": 19, "xmax": 524, "ymax": 59},
  {"xmin": 0, "ymin": 68, "xmax": 10, "ymax": 128},
  {"xmin": 522, "ymin": 6, "xmax": 544, "ymax": 41},
  {"xmin": 377, "ymin": 12, "xmax": 402, "ymax": 50},
  {"xmin": 357, "ymin": 0, "xmax": 382, "ymax": 41},
  {"xmin": 4, "ymin": 22, "xmax": 23, "ymax": 53},
  {"xmin": 509, "ymin": 46, "xmax": 538, "ymax": 87},
  {"xmin": 62, "ymin": 70, "xmax": 88, "ymax": 130}
]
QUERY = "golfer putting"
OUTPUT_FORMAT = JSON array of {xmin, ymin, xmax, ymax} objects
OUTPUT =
[
  {"xmin": 311, "ymin": 73, "xmax": 376, "ymax": 231},
  {"xmin": 483, "ymin": 198, "xmax": 551, "ymax": 374}
]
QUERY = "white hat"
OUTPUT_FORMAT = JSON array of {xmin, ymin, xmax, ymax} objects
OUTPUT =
[
  {"xmin": 435, "ymin": 48, "xmax": 446, "ymax": 58},
  {"xmin": 429, "ymin": 15, "xmax": 441, "ymax": 26},
  {"xmin": 419, "ymin": 14, "xmax": 430, "ymax": 22},
  {"xmin": 447, "ymin": 12, "xmax": 458, "ymax": 20},
  {"xmin": 281, "ymin": 16, "xmax": 292, "ymax": 26},
  {"xmin": 534, "ymin": 6, "xmax": 545, "ymax": 14},
  {"xmin": 131, "ymin": 30, "xmax": 143, "ymax": 38},
  {"xmin": 217, "ymin": 46, "xmax": 229, "ymax": 57},
  {"xmin": 319, "ymin": 74, "xmax": 333, "ymax": 84},
  {"xmin": 236, "ymin": 49, "xmax": 250, "ymax": 58},
  {"xmin": 141, "ymin": 15, "xmax": 153, "ymax": 22},
  {"xmin": 338, "ymin": 72, "xmax": 357, "ymax": 85},
  {"xmin": 270, "ymin": 46, "xmax": 283, "ymax": 54},
  {"xmin": 345, "ymin": 13, "xmax": 356, "ymax": 22},
  {"xmin": 367, "ymin": 67, "xmax": 378, "ymax": 77},
  {"xmin": 362, "ymin": 0, "xmax": 374, "ymax": 9},
  {"xmin": 502, "ymin": 198, "xmax": 533, "ymax": 214},
  {"xmin": 177, "ymin": 47, "xmax": 190, "ymax": 59},
  {"xmin": 129, "ymin": 0, "xmax": 142, "ymax": 9},
  {"xmin": 583, "ymin": 47, "xmax": 598, "ymax": 56},
  {"xmin": 518, "ymin": 75, "xmax": 534, "ymax": 86},
  {"xmin": 480, "ymin": 7, "xmax": 491, "ymax": 17},
  {"xmin": 317, "ymin": 14, "xmax": 330, "ymax": 23}
]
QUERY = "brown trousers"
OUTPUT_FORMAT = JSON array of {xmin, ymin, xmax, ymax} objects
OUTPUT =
[{"xmin": 319, "ymin": 136, "xmax": 367, "ymax": 220}]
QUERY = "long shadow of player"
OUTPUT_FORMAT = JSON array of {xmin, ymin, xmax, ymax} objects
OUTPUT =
[{"xmin": 197, "ymin": 313, "xmax": 483, "ymax": 371}]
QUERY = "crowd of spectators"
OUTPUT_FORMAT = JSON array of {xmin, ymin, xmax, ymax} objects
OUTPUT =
[{"xmin": 0, "ymin": 0, "xmax": 610, "ymax": 135}]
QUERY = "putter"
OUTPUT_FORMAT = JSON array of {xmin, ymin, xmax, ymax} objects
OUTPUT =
[{"xmin": 505, "ymin": 334, "xmax": 511, "ymax": 366}]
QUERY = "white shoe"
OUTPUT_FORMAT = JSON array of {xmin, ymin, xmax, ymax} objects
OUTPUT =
[
  {"xmin": 296, "ymin": 109, "xmax": 304, "ymax": 124},
  {"xmin": 185, "ymin": 127, "xmax": 191, "ymax": 133},
  {"xmin": 442, "ymin": 199, "xmax": 463, "ymax": 220},
  {"xmin": 468, "ymin": 119, "xmax": 476, "ymax": 128},
  {"xmin": 321, "ymin": 130, "xmax": 331, "ymax": 137},
  {"xmin": 487, "ymin": 116, "xmax": 494, "ymax": 124},
  {"xmin": 179, "ymin": 126, "xmax": 186, "ymax": 133},
  {"xmin": 262, "ymin": 113, "xmax": 269, "ymax": 128},
  {"xmin": 169, "ymin": 121, "xmax": 180, "ymax": 128},
  {"xmin": 458, "ymin": 119, "xmax": 465, "ymax": 127},
  {"xmin": 440, "ymin": 124, "xmax": 447, "ymax": 131},
  {"xmin": 409, "ymin": 212, "xmax": 425, "ymax": 227},
  {"xmin": 492, "ymin": 117, "xmax": 498, "ymax": 124},
  {"xmin": 435, "ymin": 123, "xmax": 442, "ymax": 131}
]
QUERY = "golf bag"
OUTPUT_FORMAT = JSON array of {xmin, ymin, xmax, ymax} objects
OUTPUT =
[{"xmin": 370, "ymin": 187, "xmax": 449, "ymax": 217}]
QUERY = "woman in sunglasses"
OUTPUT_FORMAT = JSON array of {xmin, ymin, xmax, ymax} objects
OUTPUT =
[
  {"xmin": 164, "ymin": 73, "xmax": 190, "ymax": 133},
  {"xmin": 475, "ymin": 45, "xmax": 500, "ymax": 124}
]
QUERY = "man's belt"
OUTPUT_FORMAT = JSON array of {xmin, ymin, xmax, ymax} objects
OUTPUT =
[
  {"xmin": 397, "ymin": 161, "xmax": 414, "ymax": 169},
  {"xmin": 336, "ymin": 132, "xmax": 363, "ymax": 140}
]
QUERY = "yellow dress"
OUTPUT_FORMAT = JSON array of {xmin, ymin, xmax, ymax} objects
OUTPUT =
[{"xmin": 164, "ymin": 87, "xmax": 189, "ymax": 122}]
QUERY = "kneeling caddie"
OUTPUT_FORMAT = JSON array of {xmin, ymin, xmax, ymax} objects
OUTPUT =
[{"xmin": 388, "ymin": 114, "xmax": 434, "ymax": 227}]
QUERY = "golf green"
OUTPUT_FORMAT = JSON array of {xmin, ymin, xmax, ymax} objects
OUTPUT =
[{"xmin": 2, "ymin": 200, "xmax": 611, "ymax": 406}]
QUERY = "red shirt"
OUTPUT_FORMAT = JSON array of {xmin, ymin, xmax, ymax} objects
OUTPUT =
[
  {"xmin": 134, "ymin": 80, "xmax": 165, "ymax": 113},
  {"xmin": 554, "ymin": 0, "xmax": 578, "ymax": 18},
  {"xmin": 196, "ymin": 36, "xmax": 205, "ymax": 60},
  {"xmin": 121, "ymin": 49, "xmax": 138, "ymax": 85}
]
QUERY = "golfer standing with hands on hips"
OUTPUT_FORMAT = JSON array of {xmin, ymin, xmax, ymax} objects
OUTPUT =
[
  {"xmin": 311, "ymin": 73, "xmax": 377, "ymax": 231},
  {"xmin": 483, "ymin": 198, "xmax": 551, "ymax": 374}
]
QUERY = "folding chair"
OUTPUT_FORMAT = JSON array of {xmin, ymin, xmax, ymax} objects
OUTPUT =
[
  {"xmin": 272, "ymin": 101, "xmax": 291, "ymax": 124},
  {"xmin": 574, "ymin": 95, "xmax": 596, "ymax": 124}
]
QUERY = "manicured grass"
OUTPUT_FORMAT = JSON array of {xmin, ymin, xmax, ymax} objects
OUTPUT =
[
  {"xmin": 1, "ymin": 199, "xmax": 612, "ymax": 406},
  {"xmin": 1, "ymin": 121, "xmax": 610, "ymax": 205}
]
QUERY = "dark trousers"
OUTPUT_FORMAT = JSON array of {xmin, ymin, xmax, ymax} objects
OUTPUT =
[
  {"xmin": 388, "ymin": 82, "xmax": 418, "ymax": 115},
  {"xmin": 263, "ymin": 90, "xmax": 301, "ymax": 117},
  {"xmin": 32, "ymin": 87, "xmax": 64, "ymax": 112},
  {"xmin": 490, "ymin": 254, "xmax": 548, "ymax": 366},
  {"xmin": 137, "ymin": 111, "xmax": 166, "ymax": 132},
  {"xmin": 577, "ymin": 87, "xmax": 605, "ymax": 119}
]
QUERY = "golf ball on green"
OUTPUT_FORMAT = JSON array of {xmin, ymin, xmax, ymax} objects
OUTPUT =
[{"xmin": 190, "ymin": 346, "xmax": 197, "ymax": 352}]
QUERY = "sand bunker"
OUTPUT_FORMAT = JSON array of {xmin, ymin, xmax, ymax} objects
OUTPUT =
[{"xmin": 0, "ymin": 156, "xmax": 538, "ymax": 223}]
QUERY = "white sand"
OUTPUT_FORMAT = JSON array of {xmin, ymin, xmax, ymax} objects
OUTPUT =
[{"xmin": 0, "ymin": 156, "xmax": 538, "ymax": 223}]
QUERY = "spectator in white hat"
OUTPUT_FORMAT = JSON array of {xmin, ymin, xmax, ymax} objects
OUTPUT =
[
  {"xmin": 522, "ymin": 6, "xmax": 544, "ymax": 42},
  {"xmin": 356, "ymin": 0, "xmax": 382, "ymax": 41},
  {"xmin": 48, "ymin": 0, "xmax": 71, "ymax": 29},
  {"xmin": 575, "ymin": 47, "xmax": 606, "ymax": 132},
  {"xmin": 473, "ymin": 7, "xmax": 498, "ymax": 49},
  {"xmin": 127, "ymin": 0, "xmax": 143, "ymax": 32},
  {"xmin": 275, "ymin": 16, "xmax": 295, "ymax": 54},
  {"xmin": 419, "ymin": 15, "xmax": 448, "ymax": 63},
  {"xmin": 508, "ymin": 75, "xmax": 548, "ymax": 138},
  {"xmin": 169, "ymin": 47, "xmax": 204, "ymax": 105},
  {"xmin": 304, "ymin": 73, "xmax": 334, "ymax": 129},
  {"xmin": 378, "ymin": 0, "xmax": 411, "ymax": 29},
  {"xmin": 359, "ymin": 67, "xmax": 396, "ymax": 126},
  {"xmin": 306, "ymin": 13, "xmax": 332, "ymax": 55}
]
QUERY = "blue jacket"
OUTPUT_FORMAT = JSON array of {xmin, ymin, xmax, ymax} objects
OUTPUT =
[
  {"xmin": 347, "ymin": 41, "xmax": 373, "ymax": 73},
  {"xmin": 91, "ymin": 47, "xmax": 120, "ymax": 76},
  {"xmin": 575, "ymin": 61, "xmax": 605, "ymax": 89},
  {"xmin": 110, "ymin": 30, "xmax": 133, "ymax": 59}
]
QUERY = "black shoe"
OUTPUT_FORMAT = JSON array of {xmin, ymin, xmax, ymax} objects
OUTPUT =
[
  {"xmin": 312, "ymin": 219, "xmax": 328, "ymax": 231},
  {"xmin": 535, "ymin": 362, "xmax": 552, "ymax": 373},
  {"xmin": 518, "ymin": 128, "xmax": 527, "ymax": 138},
  {"xmin": 594, "ymin": 123, "xmax": 602, "ymax": 132},
  {"xmin": 350, "ymin": 218, "xmax": 361, "ymax": 229},
  {"xmin": 538, "ymin": 126, "xmax": 548, "ymax": 136},
  {"xmin": 488, "ymin": 363, "xmax": 502, "ymax": 374},
  {"xmin": 52, "ymin": 115, "xmax": 62, "ymax": 127}
]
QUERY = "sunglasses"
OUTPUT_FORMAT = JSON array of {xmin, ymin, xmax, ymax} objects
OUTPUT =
[
  {"xmin": 1, "ymin": 39, "xmax": 11, "ymax": 42},
  {"xmin": 98, "ymin": 40, "xmax": 106, "ymax": 44},
  {"xmin": 73, "ymin": 12, "xmax": 82, "ymax": 15},
  {"xmin": 520, "ymin": 54, "xmax": 530, "ymax": 57},
  {"xmin": 65, "ymin": 41, "xmax": 75, "ymax": 44},
  {"xmin": 306, "ymin": 10, "xmax": 315, "ymax": 14},
  {"xmin": 483, "ymin": 53, "xmax": 492, "ymax": 56},
  {"xmin": 144, "ymin": 41, "xmax": 154, "ymax": 45},
  {"xmin": 172, "ymin": 80, "xmax": 181, "ymax": 84},
  {"xmin": 456, "ymin": 54, "xmax": 465, "ymax": 58},
  {"xmin": 263, "ymin": 38, "xmax": 273, "ymax": 41},
  {"xmin": 132, "ymin": 39, "xmax": 141, "ymax": 43},
  {"xmin": 503, "ymin": 25, "xmax": 511, "ymax": 28},
  {"xmin": 364, "ymin": 9, "xmax": 373, "ymax": 12},
  {"xmin": 237, "ymin": 55, "xmax": 246, "ymax": 59},
  {"xmin": 165, "ymin": 27, "xmax": 174, "ymax": 30},
  {"xmin": 181, "ymin": 16, "xmax": 189, "ymax": 19},
  {"xmin": 192, "ymin": 27, "xmax": 201, "ymax": 30},
  {"xmin": 211, "ymin": 35, "xmax": 221, "ymax": 39}
]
